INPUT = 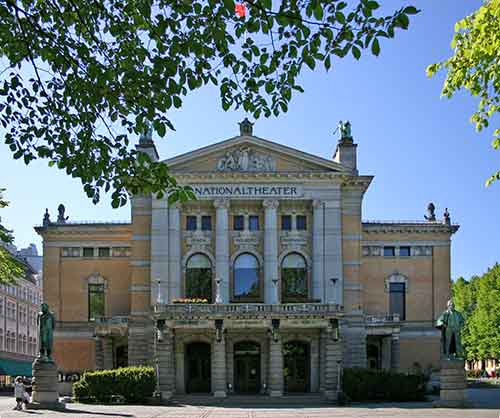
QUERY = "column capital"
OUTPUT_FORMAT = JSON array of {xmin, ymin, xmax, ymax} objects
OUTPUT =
[
  {"xmin": 213, "ymin": 199, "xmax": 230, "ymax": 209},
  {"xmin": 263, "ymin": 199, "xmax": 279, "ymax": 209},
  {"xmin": 313, "ymin": 199, "xmax": 323, "ymax": 209}
]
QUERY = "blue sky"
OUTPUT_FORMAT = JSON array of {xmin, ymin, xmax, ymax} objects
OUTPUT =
[{"xmin": 1, "ymin": 0, "xmax": 497, "ymax": 280}]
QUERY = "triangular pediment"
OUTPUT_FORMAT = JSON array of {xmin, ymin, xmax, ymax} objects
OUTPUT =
[{"xmin": 163, "ymin": 135, "xmax": 349, "ymax": 174}]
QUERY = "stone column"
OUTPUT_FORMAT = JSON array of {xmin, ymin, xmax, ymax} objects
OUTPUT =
[
  {"xmin": 95, "ymin": 337, "xmax": 104, "ymax": 370},
  {"xmin": 157, "ymin": 328, "xmax": 175, "ymax": 400},
  {"xmin": 312, "ymin": 200, "xmax": 324, "ymax": 301},
  {"xmin": 390, "ymin": 335, "xmax": 400, "ymax": 370},
  {"xmin": 168, "ymin": 204, "xmax": 181, "ymax": 300},
  {"xmin": 263, "ymin": 199, "xmax": 279, "ymax": 304},
  {"xmin": 268, "ymin": 336, "xmax": 284, "ymax": 397},
  {"xmin": 214, "ymin": 199, "xmax": 230, "ymax": 303},
  {"xmin": 151, "ymin": 195, "xmax": 169, "ymax": 304},
  {"xmin": 102, "ymin": 337, "xmax": 114, "ymax": 370},
  {"xmin": 213, "ymin": 336, "xmax": 227, "ymax": 397},
  {"xmin": 381, "ymin": 336, "xmax": 392, "ymax": 370}
]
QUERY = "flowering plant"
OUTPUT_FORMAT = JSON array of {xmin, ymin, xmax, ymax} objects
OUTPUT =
[{"xmin": 172, "ymin": 298, "xmax": 209, "ymax": 304}]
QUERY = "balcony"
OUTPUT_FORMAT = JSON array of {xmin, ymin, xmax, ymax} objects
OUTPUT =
[{"xmin": 153, "ymin": 303, "xmax": 343, "ymax": 320}]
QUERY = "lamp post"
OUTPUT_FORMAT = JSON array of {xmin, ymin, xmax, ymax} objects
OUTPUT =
[
  {"xmin": 154, "ymin": 319, "xmax": 165, "ymax": 400},
  {"xmin": 329, "ymin": 278, "xmax": 338, "ymax": 304}
]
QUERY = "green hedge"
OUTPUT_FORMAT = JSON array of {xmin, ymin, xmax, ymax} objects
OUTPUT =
[
  {"xmin": 73, "ymin": 366, "xmax": 155, "ymax": 404},
  {"xmin": 342, "ymin": 368, "xmax": 427, "ymax": 402}
]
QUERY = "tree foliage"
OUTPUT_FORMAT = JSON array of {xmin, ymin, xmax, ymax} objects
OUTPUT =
[
  {"xmin": 427, "ymin": 0, "xmax": 500, "ymax": 186},
  {"xmin": 0, "ymin": 0, "xmax": 418, "ymax": 207},
  {"xmin": 452, "ymin": 264, "xmax": 500, "ymax": 361},
  {"xmin": 0, "ymin": 188, "xmax": 25, "ymax": 284}
]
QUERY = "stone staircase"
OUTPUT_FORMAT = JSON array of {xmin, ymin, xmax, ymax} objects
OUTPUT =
[{"xmin": 169, "ymin": 393, "xmax": 332, "ymax": 407}]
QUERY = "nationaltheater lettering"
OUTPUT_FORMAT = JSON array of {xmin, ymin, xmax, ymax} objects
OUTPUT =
[{"xmin": 193, "ymin": 184, "xmax": 303, "ymax": 198}]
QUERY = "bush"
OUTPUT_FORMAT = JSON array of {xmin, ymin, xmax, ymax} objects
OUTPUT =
[
  {"xmin": 342, "ymin": 368, "xmax": 427, "ymax": 402},
  {"xmin": 466, "ymin": 369, "xmax": 482, "ymax": 378},
  {"xmin": 73, "ymin": 366, "xmax": 155, "ymax": 404}
]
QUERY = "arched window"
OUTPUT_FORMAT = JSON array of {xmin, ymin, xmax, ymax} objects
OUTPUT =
[
  {"xmin": 186, "ymin": 254, "xmax": 213, "ymax": 302},
  {"xmin": 234, "ymin": 253, "xmax": 260, "ymax": 300},
  {"xmin": 282, "ymin": 253, "xmax": 308, "ymax": 301}
]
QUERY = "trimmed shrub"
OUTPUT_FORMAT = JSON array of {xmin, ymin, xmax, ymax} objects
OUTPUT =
[
  {"xmin": 73, "ymin": 366, "xmax": 155, "ymax": 404},
  {"xmin": 342, "ymin": 368, "xmax": 427, "ymax": 402}
]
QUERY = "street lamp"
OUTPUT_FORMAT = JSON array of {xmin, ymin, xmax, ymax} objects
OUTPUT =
[{"xmin": 329, "ymin": 278, "xmax": 338, "ymax": 304}]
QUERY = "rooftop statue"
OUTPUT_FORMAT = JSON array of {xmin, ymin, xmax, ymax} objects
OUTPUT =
[
  {"xmin": 57, "ymin": 204, "xmax": 69, "ymax": 223},
  {"xmin": 38, "ymin": 303, "xmax": 55, "ymax": 362},
  {"xmin": 444, "ymin": 208, "xmax": 451, "ymax": 225},
  {"xmin": 436, "ymin": 299, "xmax": 464, "ymax": 359},
  {"xmin": 424, "ymin": 202, "xmax": 436, "ymax": 222},
  {"xmin": 336, "ymin": 120, "xmax": 352, "ymax": 140},
  {"xmin": 43, "ymin": 209, "xmax": 51, "ymax": 227}
]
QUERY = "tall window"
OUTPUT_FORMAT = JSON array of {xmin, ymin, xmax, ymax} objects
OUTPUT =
[
  {"xmin": 383, "ymin": 246, "xmax": 395, "ymax": 257},
  {"xmin": 389, "ymin": 282, "xmax": 405, "ymax": 320},
  {"xmin": 201, "ymin": 216, "xmax": 212, "ymax": 231},
  {"xmin": 233, "ymin": 215, "xmax": 244, "ymax": 231},
  {"xmin": 88, "ymin": 284, "xmax": 105, "ymax": 321},
  {"xmin": 399, "ymin": 246, "xmax": 411, "ymax": 257},
  {"xmin": 281, "ymin": 253, "xmax": 308, "ymax": 301},
  {"xmin": 234, "ymin": 253, "xmax": 260, "ymax": 300},
  {"xmin": 186, "ymin": 254, "xmax": 213, "ymax": 302},
  {"xmin": 98, "ymin": 247, "xmax": 110, "ymax": 257},
  {"xmin": 249, "ymin": 215, "xmax": 259, "ymax": 231},
  {"xmin": 296, "ymin": 215, "xmax": 307, "ymax": 231},
  {"xmin": 186, "ymin": 216, "xmax": 197, "ymax": 231},
  {"xmin": 281, "ymin": 215, "xmax": 292, "ymax": 231}
]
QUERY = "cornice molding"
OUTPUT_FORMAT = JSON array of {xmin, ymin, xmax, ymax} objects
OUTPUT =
[{"xmin": 362, "ymin": 222, "xmax": 460, "ymax": 235}]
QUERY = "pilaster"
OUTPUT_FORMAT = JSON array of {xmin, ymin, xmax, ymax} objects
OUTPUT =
[
  {"xmin": 213, "ymin": 336, "xmax": 227, "ymax": 397},
  {"xmin": 102, "ymin": 337, "xmax": 113, "ymax": 370},
  {"xmin": 168, "ymin": 204, "xmax": 181, "ymax": 300},
  {"xmin": 312, "ymin": 200, "xmax": 324, "ymax": 301},
  {"xmin": 268, "ymin": 336, "xmax": 284, "ymax": 397},
  {"xmin": 214, "ymin": 199, "xmax": 230, "ymax": 303},
  {"xmin": 157, "ymin": 328, "xmax": 175, "ymax": 399},
  {"xmin": 322, "ymin": 329, "xmax": 342, "ymax": 400},
  {"xmin": 151, "ymin": 196, "xmax": 169, "ymax": 304},
  {"xmin": 263, "ymin": 199, "xmax": 279, "ymax": 304},
  {"xmin": 391, "ymin": 335, "xmax": 400, "ymax": 370}
]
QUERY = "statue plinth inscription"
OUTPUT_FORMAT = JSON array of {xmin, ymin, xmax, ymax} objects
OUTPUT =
[{"xmin": 28, "ymin": 303, "xmax": 65, "ymax": 410}]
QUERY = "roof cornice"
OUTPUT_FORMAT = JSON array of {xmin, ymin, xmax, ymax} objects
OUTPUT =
[{"xmin": 362, "ymin": 222, "xmax": 460, "ymax": 235}]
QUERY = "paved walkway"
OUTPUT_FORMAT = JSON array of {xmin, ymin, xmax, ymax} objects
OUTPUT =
[{"xmin": 0, "ymin": 389, "xmax": 498, "ymax": 418}]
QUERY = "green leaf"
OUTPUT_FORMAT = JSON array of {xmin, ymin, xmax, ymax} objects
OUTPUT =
[
  {"xmin": 403, "ymin": 6, "xmax": 419, "ymax": 15},
  {"xmin": 351, "ymin": 46, "xmax": 361, "ymax": 60},
  {"xmin": 371, "ymin": 38, "xmax": 380, "ymax": 56}
]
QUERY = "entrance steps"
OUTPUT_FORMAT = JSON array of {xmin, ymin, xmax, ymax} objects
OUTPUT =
[{"xmin": 170, "ymin": 393, "xmax": 332, "ymax": 407}]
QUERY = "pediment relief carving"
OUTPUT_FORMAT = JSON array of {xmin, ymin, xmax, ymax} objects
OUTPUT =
[{"xmin": 217, "ymin": 146, "xmax": 276, "ymax": 172}]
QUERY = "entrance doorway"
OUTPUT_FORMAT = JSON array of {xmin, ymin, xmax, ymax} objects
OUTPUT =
[
  {"xmin": 284, "ymin": 341, "xmax": 310, "ymax": 393},
  {"xmin": 234, "ymin": 341, "xmax": 261, "ymax": 393},
  {"xmin": 185, "ymin": 342, "xmax": 211, "ymax": 393}
]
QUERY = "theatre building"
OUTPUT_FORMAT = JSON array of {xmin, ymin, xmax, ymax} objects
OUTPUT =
[{"xmin": 36, "ymin": 119, "xmax": 459, "ymax": 399}]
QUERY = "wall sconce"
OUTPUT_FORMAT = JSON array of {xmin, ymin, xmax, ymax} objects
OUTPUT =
[
  {"xmin": 156, "ymin": 319, "xmax": 166, "ymax": 343},
  {"xmin": 329, "ymin": 318, "xmax": 340, "ymax": 341},
  {"xmin": 215, "ymin": 319, "xmax": 224, "ymax": 342}
]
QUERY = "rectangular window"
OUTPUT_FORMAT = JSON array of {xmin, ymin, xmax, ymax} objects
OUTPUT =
[
  {"xmin": 62, "ymin": 247, "xmax": 80, "ymax": 257},
  {"xmin": 186, "ymin": 215, "xmax": 197, "ymax": 231},
  {"xmin": 281, "ymin": 215, "xmax": 292, "ymax": 231},
  {"xmin": 389, "ymin": 282, "xmax": 406, "ymax": 320},
  {"xmin": 233, "ymin": 215, "xmax": 244, "ymax": 231},
  {"xmin": 399, "ymin": 246, "xmax": 411, "ymax": 257},
  {"xmin": 383, "ymin": 246, "xmax": 395, "ymax": 257},
  {"xmin": 249, "ymin": 215, "xmax": 259, "ymax": 231},
  {"xmin": 82, "ymin": 247, "xmax": 94, "ymax": 257},
  {"xmin": 98, "ymin": 247, "xmax": 110, "ymax": 257},
  {"xmin": 296, "ymin": 215, "xmax": 307, "ymax": 231},
  {"xmin": 112, "ymin": 247, "xmax": 131, "ymax": 257},
  {"xmin": 88, "ymin": 284, "xmax": 105, "ymax": 321},
  {"xmin": 201, "ymin": 215, "xmax": 212, "ymax": 231}
]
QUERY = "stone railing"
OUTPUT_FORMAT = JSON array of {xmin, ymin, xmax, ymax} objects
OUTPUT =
[
  {"xmin": 154, "ymin": 303, "xmax": 342, "ymax": 319},
  {"xmin": 365, "ymin": 313, "xmax": 400, "ymax": 325},
  {"xmin": 93, "ymin": 316, "xmax": 129, "ymax": 325},
  {"xmin": 94, "ymin": 316, "xmax": 129, "ymax": 336}
]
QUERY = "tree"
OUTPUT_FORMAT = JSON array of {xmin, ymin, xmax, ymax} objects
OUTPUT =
[
  {"xmin": 0, "ymin": 0, "xmax": 418, "ymax": 207},
  {"xmin": 0, "ymin": 188, "xmax": 25, "ymax": 284},
  {"xmin": 426, "ymin": 0, "xmax": 500, "ymax": 186},
  {"xmin": 452, "ymin": 265, "xmax": 500, "ymax": 361}
]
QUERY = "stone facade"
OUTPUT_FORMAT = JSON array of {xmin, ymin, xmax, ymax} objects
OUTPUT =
[{"xmin": 35, "ymin": 121, "xmax": 459, "ymax": 399}]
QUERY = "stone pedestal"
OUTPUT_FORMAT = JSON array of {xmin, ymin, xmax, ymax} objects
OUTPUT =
[
  {"xmin": 434, "ymin": 358, "xmax": 467, "ymax": 408},
  {"xmin": 28, "ymin": 358, "xmax": 65, "ymax": 410}
]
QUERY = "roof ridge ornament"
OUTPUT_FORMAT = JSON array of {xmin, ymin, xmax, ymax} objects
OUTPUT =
[{"xmin": 239, "ymin": 117, "xmax": 253, "ymax": 136}]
